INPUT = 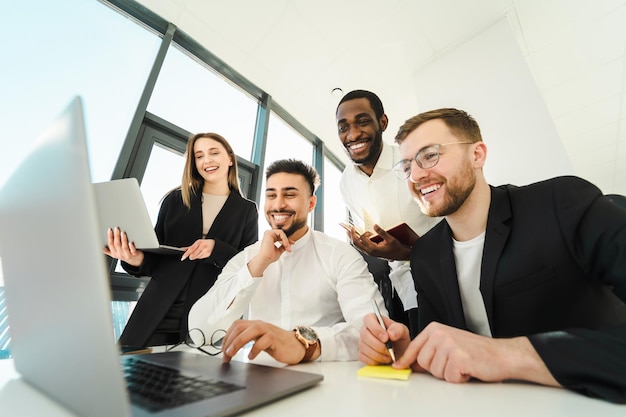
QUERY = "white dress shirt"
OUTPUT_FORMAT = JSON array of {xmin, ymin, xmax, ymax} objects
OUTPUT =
[
  {"xmin": 340, "ymin": 141, "xmax": 441, "ymax": 309},
  {"xmin": 188, "ymin": 228, "xmax": 387, "ymax": 361}
]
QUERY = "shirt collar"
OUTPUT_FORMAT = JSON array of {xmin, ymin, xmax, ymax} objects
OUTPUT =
[
  {"xmin": 290, "ymin": 226, "xmax": 312, "ymax": 250},
  {"xmin": 349, "ymin": 141, "xmax": 394, "ymax": 175}
]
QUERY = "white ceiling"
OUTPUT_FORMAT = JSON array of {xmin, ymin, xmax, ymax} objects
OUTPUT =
[{"xmin": 136, "ymin": 0, "xmax": 626, "ymax": 195}]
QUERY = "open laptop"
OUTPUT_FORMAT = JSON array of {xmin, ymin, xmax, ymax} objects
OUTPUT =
[
  {"xmin": 93, "ymin": 177, "xmax": 185, "ymax": 255},
  {"xmin": 0, "ymin": 97, "xmax": 322, "ymax": 417}
]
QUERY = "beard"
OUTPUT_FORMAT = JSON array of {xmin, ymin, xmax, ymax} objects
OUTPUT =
[
  {"xmin": 415, "ymin": 161, "xmax": 476, "ymax": 217},
  {"xmin": 268, "ymin": 211, "xmax": 308, "ymax": 238},
  {"xmin": 348, "ymin": 130, "xmax": 383, "ymax": 166}
]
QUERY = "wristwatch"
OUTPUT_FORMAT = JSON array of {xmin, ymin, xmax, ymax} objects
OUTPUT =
[{"xmin": 293, "ymin": 325, "xmax": 319, "ymax": 363}]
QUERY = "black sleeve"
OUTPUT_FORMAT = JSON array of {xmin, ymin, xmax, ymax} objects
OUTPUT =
[{"xmin": 528, "ymin": 177, "xmax": 626, "ymax": 403}]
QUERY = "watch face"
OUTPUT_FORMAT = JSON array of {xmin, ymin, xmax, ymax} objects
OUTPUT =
[{"xmin": 298, "ymin": 326, "xmax": 317, "ymax": 343}]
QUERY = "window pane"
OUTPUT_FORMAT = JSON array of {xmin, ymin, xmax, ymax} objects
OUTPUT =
[
  {"xmin": 140, "ymin": 144, "xmax": 186, "ymax": 223},
  {"xmin": 0, "ymin": 271, "xmax": 10, "ymax": 358},
  {"xmin": 112, "ymin": 300, "xmax": 136, "ymax": 341},
  {"xmin": 323, "ymin": 158, "xmax": 348, "ymax": 241},
  {"xmin": 0, "ymin": 0, "xmax": 160, "ymax": 185},
  {"xmin": 258, "ymin": 112, "xmax": 313, "ymax": 235},
  {"xmin": 147, "ymin": 45, "xmax": 258, "ymax": 160}
]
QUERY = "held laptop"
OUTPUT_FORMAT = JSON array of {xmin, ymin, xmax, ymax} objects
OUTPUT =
[
  {"xmin": 93, "ymin": 177, "xmax": 185, "ymax": 255},
  {"xmin": 0, "ymin": 97, "xmax": 322, "ymax": 417}
]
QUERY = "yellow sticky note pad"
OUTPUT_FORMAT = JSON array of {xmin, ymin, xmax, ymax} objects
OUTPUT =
[{"xmin": 357, "ymin": 365, "xmax": 411, "ymax": 381}]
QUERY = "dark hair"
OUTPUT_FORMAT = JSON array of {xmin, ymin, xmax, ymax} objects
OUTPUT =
[
  {"xmin": 336, "ymin": 90, "xmax": 385, "ymax": 120},
  {"xmin": 395, "ymin": 108, "xmax": 482, "ymax": 145},
  {"xmin": 265, "ymin": 159, "xmax": 320, "ymax": 196}
]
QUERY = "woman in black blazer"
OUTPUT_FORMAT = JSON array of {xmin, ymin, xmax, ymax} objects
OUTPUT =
[{"xmin": 105, "ymin": 132, "xmax": 258, "ymax": 347}]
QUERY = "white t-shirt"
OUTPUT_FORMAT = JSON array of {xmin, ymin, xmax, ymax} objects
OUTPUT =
[{"xmin": 453, "ymin": 231, "xmax": 492, "ymax": 337}]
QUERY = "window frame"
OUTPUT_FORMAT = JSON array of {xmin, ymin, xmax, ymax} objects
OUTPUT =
[{"xmin": 102, "ymin": 0, "xmax": 347, "ymax": 302}]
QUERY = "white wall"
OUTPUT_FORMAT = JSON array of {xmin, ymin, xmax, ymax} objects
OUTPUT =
[{"xmin": 412, "ymin": 18, "xmax": 573, "ymax": 187}]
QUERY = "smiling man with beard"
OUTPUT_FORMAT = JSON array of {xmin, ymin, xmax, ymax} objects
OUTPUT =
[
  {"xmin": 189, "ymin": 159, "xmax": 386, "ymax": 365},
  {"xmin": 359, "ymin": 108, "xmax": 626, "ymax": 403}
]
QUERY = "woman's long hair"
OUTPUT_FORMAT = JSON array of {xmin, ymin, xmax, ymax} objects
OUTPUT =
[{"xmin": 180, "ymin": 132, "xmax": 241, "ymax": 208}]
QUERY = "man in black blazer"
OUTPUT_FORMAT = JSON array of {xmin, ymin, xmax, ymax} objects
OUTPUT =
[{"xmin": 358, "ymin": 108, "xmax": 626, "ymax": 403}]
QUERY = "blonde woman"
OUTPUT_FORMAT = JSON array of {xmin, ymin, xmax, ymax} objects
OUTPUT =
[{"xmin": 105, "ymin": 133, "xmax": 258, "ymax": 348}]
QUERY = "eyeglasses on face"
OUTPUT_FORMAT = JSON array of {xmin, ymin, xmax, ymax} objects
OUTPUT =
[
  {"xmin": 392, "ymin": 142, "xmax": 473, "ymax": 179},
  {"xmin": 166, "ymin": 328, "xmax": 226, "ymax": 356}
]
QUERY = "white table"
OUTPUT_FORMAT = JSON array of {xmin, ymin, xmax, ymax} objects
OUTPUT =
[{"xmin": 0, "ymin": 355, "xmax": 624, "ymax": 417}]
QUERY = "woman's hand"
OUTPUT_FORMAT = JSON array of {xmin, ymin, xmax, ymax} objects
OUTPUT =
[
  {"xmin": 181, "ymin": 238, "xmax": 215, "ymax": 261},
  {"xmin": 103, "ymin": 227, "xmax": 144, "ymax": 267}
]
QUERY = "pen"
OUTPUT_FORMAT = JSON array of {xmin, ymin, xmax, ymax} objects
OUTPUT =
[{"xmin": 370, "ymin": 299, "xmax": 396, "ymax": 363}]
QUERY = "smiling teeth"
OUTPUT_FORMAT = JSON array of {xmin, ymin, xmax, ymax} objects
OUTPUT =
[
  {"xmin": 273, "ymin": 214, "xmax": 289, "ymax": 221},
  {"xmin": 349, "ymin": 142, "xmax": 366, "ymax": 150},
  {"xmin": 421, "ymin": 184, "xmax": 441, "ymax": 195}
]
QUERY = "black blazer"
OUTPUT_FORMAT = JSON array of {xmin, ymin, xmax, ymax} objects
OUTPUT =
[
  {"xmin": 410, "ymin": 176, "xmax": 626, "ymax": 403},
  {"xmin": 119, "ymin": 189, "xmax": 258, "ymax": 347}
]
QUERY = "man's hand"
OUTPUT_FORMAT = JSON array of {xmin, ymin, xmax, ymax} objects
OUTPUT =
[
  {"xmin": 393, "ymin": 322, "xmax": 560, "ymax": 386},
  {"xmin": 359, "ymin": 313, "xmax": 411, "ymax": 365},
  {"xmin": 247, "ymin": 230, "xmax": 293, "ymax": 277},
  {"xmin": 349, "ymin": 224, "xmax": 410, "ymax": 261},
  {"xmin": 221, "ymin": 320, "xmax": 318, "ymax": 365}
]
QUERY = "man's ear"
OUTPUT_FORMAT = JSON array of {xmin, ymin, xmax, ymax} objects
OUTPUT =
[
  {"xmin": 308, "ymin": 195, "xmax": 317, "ymax": 213},
  {"xmin": 472, "ymin": 142, "xmax": 488, "ymax": 169},
  {"xmin": 379, "ymin": 114, "xmax": 389, "ymax": 132}
]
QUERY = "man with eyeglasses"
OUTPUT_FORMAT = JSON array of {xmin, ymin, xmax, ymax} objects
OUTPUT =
[
  {"xmin": 336, "ymin": 90, "xmax": 440, "ymax": 335},
  {"xmin": 359, "ymin": 108, "xmax": 626, "ymax": 403}
]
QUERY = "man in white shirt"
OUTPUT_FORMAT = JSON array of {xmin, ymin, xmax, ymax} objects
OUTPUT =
[
  {"xmin": 188, "ymin": 159, "xmax": 387, "ymax": 365},
  {"xmin": 336, "ymin": 90, "xmax": 440, "ymax": 334}
]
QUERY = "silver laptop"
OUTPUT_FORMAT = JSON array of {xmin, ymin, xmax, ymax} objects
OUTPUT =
[
  {"xmin": 93, "ymin": 177, "xmax": 185, "ymax": 255},
  {"xmin": 0, "ymin": 97, "xmax": 322, "ymax": 417}
]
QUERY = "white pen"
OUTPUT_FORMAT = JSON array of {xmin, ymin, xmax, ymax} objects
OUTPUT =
[{"xmin": 371, "ymin": 299, "xmax": 396, "ymax": 363}]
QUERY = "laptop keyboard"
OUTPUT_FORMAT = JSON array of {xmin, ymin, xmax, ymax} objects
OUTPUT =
[{"xmin": 122, "ymin": 357, "xmax": 245, "ymax": 412}]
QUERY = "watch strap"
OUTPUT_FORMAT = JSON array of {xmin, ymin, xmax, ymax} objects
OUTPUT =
[
  {"xmin": 301, "ymin": 340, "xmax": 317, "ymax": 362},
  {"xmin": 294, "ymin": 326, "xmax": 319, "ymax": 363}
]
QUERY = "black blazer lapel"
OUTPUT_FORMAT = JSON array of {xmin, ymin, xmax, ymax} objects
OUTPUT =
[
  {"xmin": 480, "ymin": 186, "xmax": 512, "ymax": 332},
  {"xmin": 439, "ymin": 223, "xmax": 467, "ymax": 328}
]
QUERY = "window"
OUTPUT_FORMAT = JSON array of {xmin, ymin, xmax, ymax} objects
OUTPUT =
[
  {"xmin": 0, "ymin": 0, "xmax": 159, "ymax": 185},
  {"xmin": 323, "ymin": 157, "xmax": 348, "ymax": 241},
  {"xmin": 147, "ymin": 45, "xmax": 259, "ymax": 160},
  {"xmin": 0, "ymin": 0, "xmax": 349, "ymax": 350},
  {"xmin": 0, "ymin": 0, "xmax": 162, "ymax": 355}
]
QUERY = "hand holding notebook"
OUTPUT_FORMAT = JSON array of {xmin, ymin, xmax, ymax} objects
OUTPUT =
[
  {"xmin": 369, "ymin": 222, "xmax": 419, "ymax": 246},
  {"xmin": 341, "ymin": 221, "xmax": 419, "ymax": 247}
]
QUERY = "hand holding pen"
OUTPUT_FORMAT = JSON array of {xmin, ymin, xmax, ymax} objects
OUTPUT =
[{"xmin": 371, "ymin": 299, "xmax": 396, "ymax": 363}]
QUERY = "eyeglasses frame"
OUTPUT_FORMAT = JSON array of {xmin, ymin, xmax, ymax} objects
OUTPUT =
[
  {"xmin": 165, "ymin": 328, "xmax": 226, "ymax": 356},
  {"xmin": 393, "ymin": 141, "xmax": 474, "ymax": 179}
]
